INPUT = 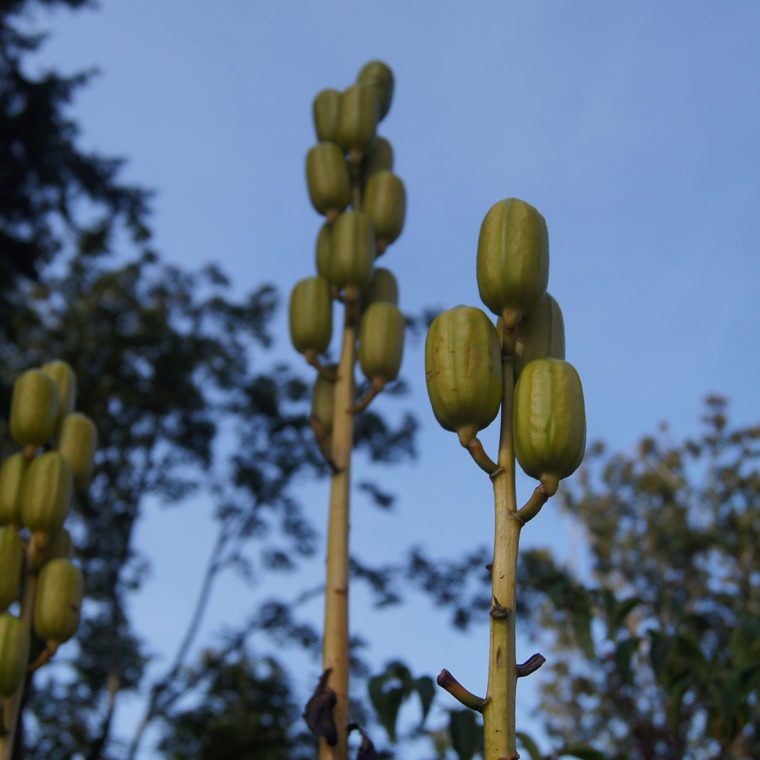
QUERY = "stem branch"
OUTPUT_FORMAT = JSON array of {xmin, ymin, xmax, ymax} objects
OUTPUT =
[
  {"xmin": 349, "ymin": 380, "xmax": 384, "ymax": 415},
  {"xmin": 437, "ymin": 669, "xmax": 487, "ymax": 712},
  {"xmin": 307, "ymin": 353, "xmax": 338, "ymax": 382},
  {"xmin": 516, "ymin": 484, "xmax": 550, "ymax": 524},
  {"xmin": 515, "ymin": 653, "xmax": 546, "ymax": 678},
  {"xmin": 466, "ymin": 436, "xmax": 502, "ymax": 476}
]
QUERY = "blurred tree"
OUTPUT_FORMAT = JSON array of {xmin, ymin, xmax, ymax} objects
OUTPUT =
[
  {"xmin": 517, "ymin": 397, "xmax": 760, "ymax": 759},
  {"xmin": 0, "ymin": 3, "xmax": 418, "ymax": 758},
  {"xmin": 0, "ymin": 0, "xmax": 149, "ymax": 334},
  {"xmin": 3, "ymin": 246, "xmax": 416, "ymax": 760},
  {"xmin": 393, "ymin": 399, "xmax": 759, "ymax": 759},
  {"xmin": 157, "ymin": 651, "xmax": 315, "ymax": 760}
]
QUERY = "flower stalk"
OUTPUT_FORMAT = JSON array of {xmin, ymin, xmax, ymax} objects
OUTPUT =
[
  {"xmin": 295, "ymin": 60, "xmax": 406, "ymax": 758},
  {"xmin": 319, "ymin": 298, "xmax": 357, "ymax": 760},
  {"xmin": 425, "ymin": 197, "xmax": 586, "ymax": 759},
  {"xmin": 483, "ymin": 347, "xmax": 520, "ymax": 759}
]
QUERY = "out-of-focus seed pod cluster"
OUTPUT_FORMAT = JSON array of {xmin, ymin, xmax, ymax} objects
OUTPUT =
[
  {"xmin": 292, "ymin": 58, "xmax": 408, "ymax": 431},
  {"xmin": 294, "ymin": 61, "xmax": 407, "ymax": 757},
  {"xmin": 0, "ymin": 360, "xmax": 97, "ymax": 716}
]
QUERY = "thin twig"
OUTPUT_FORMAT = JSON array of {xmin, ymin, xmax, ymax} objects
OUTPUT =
[
  {"xmin": 437, "ymin": 669, "xmax": 487, "ymax": 712},
  {"xmin": 307, "ymin": 354, "xmax": 338, "ymax": 381},
  {"xmin": 349, "ymin": 381, "xmax": 384, "ymax": 415},
  {"xmin": 516, "ymin": 484, "xmax": 550, "ymax": 524},
  {"xmin": 27, "ymin": 644, "xmax": 58, "ymax": 673},
  {"xmin": 516, "ymin": 653, "xmax": 546, "ymax": 678},
  {"xmin": 125, "ymin": 523, "xmax": 229, "ymax": 760},
  {"xmin": 466, "ymin": 436, "xmax": 501, "ymax": 476}
]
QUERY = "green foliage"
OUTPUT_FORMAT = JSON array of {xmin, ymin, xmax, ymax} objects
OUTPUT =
[
  {"xmin": 1, "ymin": 13, "xmax": 420, "ymax": 759},
  {"xmin": 515, "ymin": 731, "xmax": 542, "ymax": 760},
  {"xmin": 158, "ymin": 653, "xmax": 315, "ymax": 760},
  {"xmin": 448, "ymin": 709, "xmax": 483, "ymax": 760},
  {"xmin": 526, "ymin": 398, "xmax": 760, "ymax": 758},
  {"xmin": 367, "ymin": 660, "xmax": 434, "ymax": 743},
  {"xmin": 0, "ymin": 0, "xmax": 149, "ymax": 330}
]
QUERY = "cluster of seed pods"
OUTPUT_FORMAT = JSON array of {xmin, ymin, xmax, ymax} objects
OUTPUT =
[
  {"xmin": 291, "ymin": 61, "xmax": 407, "ymax": 419},
  {"xmin": 425, "ymin": 198, "xmax": 586, "ymax": 760},
  {"xmin": 426, "ymin": 198, "xmax": 586, "ymax": 493},
  {"xmin": 0, "ymin": 361, "xmax": 97, "ymax": 755},
  {"xmin": 290, "ymin": 62, "xmax": 407, "ymax": 759}
]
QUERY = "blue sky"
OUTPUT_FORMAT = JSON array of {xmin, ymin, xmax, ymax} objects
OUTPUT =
[{"xmin": 30, "ymin": 1, "xmax": 760, "ymax": 756}]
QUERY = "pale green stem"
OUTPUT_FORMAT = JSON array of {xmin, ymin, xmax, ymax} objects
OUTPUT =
[
  {"xmin": 319, "ymin": 298, "xmax": 357, "ymax": 760},
  {"xmin": 483, "ymin": 353, "xmax": 521, "ymax": 760},
  {"xmin": 1, "ymin": 542, "xmax": 39, "ymax": 760}
]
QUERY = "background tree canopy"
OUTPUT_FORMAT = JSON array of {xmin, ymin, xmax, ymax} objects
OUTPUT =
[
  {"xmin": 1, "ymin": 2, "xmax": 417, "ymax": 757},
  {"xmin": 2, "ymin": 2, "xmax": 759, "ymax": 759}
]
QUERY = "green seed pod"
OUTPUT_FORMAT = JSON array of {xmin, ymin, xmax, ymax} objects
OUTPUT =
[
  {"xmin": 425, "ymin": 306, "xmax": 503, "ymax": 445},
  {"xmin": 337, "ymin": 84, "xmax": 378, "ymax": 160},
  {"xmin": 513, "ymin": 358, "xmax": 586, "ymax": 496},
  {"xmin": 313, "ymin": 88, "xmax": 342, "ymax": 143},
  {"xmin": 289, "ymin": 277, "xmax": 333, "ymax": 358},
  {"xmin": 476, "ymin": 198, "xmax": 549, "ymax": 327},
  {"xmin": 41, "ymin": 360, "xmax": 77, "ymax": 429},
  {"xmin": 315, "ymin": 222, "xmax": 332, "ymax": 280},
  {"xmin": 364, "ymin": 171, "xmax": 406, "ymax": 253},
  {"xmin": 364, "ymin": 136, "xmax": 394, "ymax": 178},
  {"xmin": 0, "ymin": 453, "xmax": 29, "ymax": 526},
  {"xmin": 363, "ymin": 267, "xmax": 398, "ymax": 308},
  {"xmin": 20, "ymin": 451, "xmax": 73, "ymax": 535},
  {"xmin": 44, "ymin": 527, "xmax": 74, "ymax": 563},
  {"xmin": 513, "ymin": 293, "xmax": 565, "ymax": 378},
  {"xmin": 34, "ymin": 558, "xmax": 84, "ymax": 645},
  {"xmin": 57, "ymin": 413, "xmax": 98, "ymax": 489},
  {"xmin": 359, "ymin": 303, "xmax": 405, "ymax": 385},
  {"xmin": 0, "ymin": 613, "xmax": 30, "ymax": 697},
  {"xmin": 357, "ymin": 60, "xmax": 394, "ymax": 121},
  {"xmin": 306, "ymin": 143, "xmax": 351, "ymax": 220},
  {"xmin": 311, "ymin": 370, "xmax": 336, "ymax": 436},
  {"xmin": 10, "ymin": 369, "xmax": 59, "ymax": 448},
  {"xmin": 329, "ymin": 211, "xmax": 375, "ymax": 294},
  {"xmin": 0, "ymin": 528, "xmax": 24, "ymax": 612}
]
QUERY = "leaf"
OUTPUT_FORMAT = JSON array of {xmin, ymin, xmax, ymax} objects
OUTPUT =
[
  {"xmin": 609, "ymin": 596, "xmax": 643, "ymax": 638},
  {"xmin": 736, "ymin": 664, "xmax": 760, "ymax": 695},
  {"xmin": 665, "ymin": 678, "xmax": 689, "ymax": 733},
  {"xmin": 449, "ymin": 709, "xmax": 482, "ymax": 760},
  {"xmin": 571, "ymin": 604, "xmax": 595, "ymax": 659},
  {"xmin": 614, "ymin": 637, "xmax": 639, "ymax": 686},
  {"xmin": 558, "ymin": 745, "xmax": 607, "ymax": 760},
  {"xmin": 358, "ymin": 480, "xmax": 396, "ymax": 510},
  {"xmin": 729, "ymin": 617, "xmax": 760, "ymax": 669},
  {"xmin": 648, "ymin": 630, "xmax": 670, "ymax": 679},
  {"xmin": 368, "ymin": 662, "xmax": 415, "ymax": 743},
  {"xmin": 516, "ymin": 730, "xmax": 543, "ymax": 760},
  {"xmin": 385, "ymin": 660, "xmax": 415, "ymax": 692},
  {"xmin": 414, "ymin": 675, "xmax": 435, "ymax": 727}
]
